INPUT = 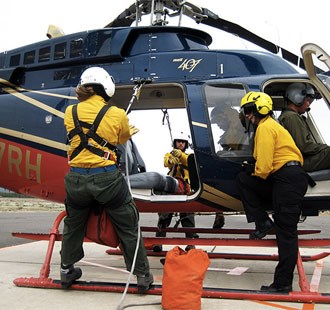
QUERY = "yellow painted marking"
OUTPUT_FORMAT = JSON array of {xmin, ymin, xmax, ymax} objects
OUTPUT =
[
  {"xmin": 3, "ymin": 87, "xmax": 65, "ymax": 118},
  {"xmin": 0, "ymin": 78, "xmax": 76, "ymax": 100},
  {"xmin": 201, "ymin": 183, "xmax": 243, "ymax": 211},
  {"xmin": 0, "ymin": 127, "xmax": 68, "ymax": 151},
  {"xmin": 192, "ymin": 120, "xmax": 207, "ymax": 128}
]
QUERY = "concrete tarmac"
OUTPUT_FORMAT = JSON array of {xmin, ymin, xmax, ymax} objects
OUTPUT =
[{"xmin": 1, "ymin": 208, "xmax": 330, "ymax": 309}]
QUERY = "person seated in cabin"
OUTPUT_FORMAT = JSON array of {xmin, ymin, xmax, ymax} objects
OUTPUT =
[
  {"xmin": 118, "ymin": 138, "xmax": 183, "ymax": 194},
  {"xmin": 153, "ymin": 131, "xmax": 199, "ymax": 253},
  {"xmin": 210, "ymin": 103, "xmax": 253, "ymax": 228},
  {"xmin": 279, "ymin": 82, "xmax": 330, "ymax": 172},
  {"xmin": 211, "ymin": 103, "xmax": 252, "ymax": 153}
]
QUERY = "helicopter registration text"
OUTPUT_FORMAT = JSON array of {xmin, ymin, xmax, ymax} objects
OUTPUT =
[{"xmin": 0, "ymin": 141, "xmax": 41, "ymax": 183}]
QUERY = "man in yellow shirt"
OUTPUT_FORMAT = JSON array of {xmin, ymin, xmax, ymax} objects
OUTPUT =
[
  {"xmin": 236, "ymin": 91, "xmax": 309, "ymax": 293},
  {"xmin": 61, "ymin": 67, "xmax": 153, "ymax": 293}
]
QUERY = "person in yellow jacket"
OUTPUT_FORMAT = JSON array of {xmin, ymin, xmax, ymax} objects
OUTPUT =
[
  {"xmin": 153, "ymin": 132, "xmax": 198, "ymax": 252},
  {"xmin": 236, "ymin": 91, "xmax": 309, "ymax": 293},
  {"xmin": 61, "ymin": 67, "xmax": 153, "ymax": 293}
]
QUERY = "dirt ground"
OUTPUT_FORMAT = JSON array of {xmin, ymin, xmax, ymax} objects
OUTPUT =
[
  {"xmin": 0, "ymin": 197, "xmax": 64, "ymax": 212},
  {"xmin": 0, "ymin": 196, "xmax": 329, "ymax": 216}
]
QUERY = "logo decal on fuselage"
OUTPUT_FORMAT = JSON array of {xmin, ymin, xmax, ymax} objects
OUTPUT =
[{"xmin": 174, "ymin": 58, "xmax": 202, "ymax": 72}]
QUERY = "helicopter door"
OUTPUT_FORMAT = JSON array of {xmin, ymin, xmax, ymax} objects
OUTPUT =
[
  {"xmin": 205, "ymin": 83, "xmax": 252, "ymax": 157},
  {"xmin": 301, "ymin": 43, "xmax": 330, "ymax": 104}
]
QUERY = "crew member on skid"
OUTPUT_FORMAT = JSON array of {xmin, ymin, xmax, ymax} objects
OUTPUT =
[
  {"xmin": 236, "ymin": 91, "xmax": 309, "ymax": 293},
  {"xmin": 61, "ymin": 66, "xmax": 153, "ymax": 293},
  {"xmin": 153, "ymin": 132, "xmax": 198, "ymax": 252}
]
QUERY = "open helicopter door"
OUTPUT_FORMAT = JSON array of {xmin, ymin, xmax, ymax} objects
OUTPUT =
[
  {"xmin": 299, "ymin": 44, "xmax": 330, "ymax": 201},
  {"xmin": 110, "ymin": 83, "xmax": 202, "ymax": 204},
  {"xmin": 301, "ymin": 43, "xmax": 330, "ymax": 103}
]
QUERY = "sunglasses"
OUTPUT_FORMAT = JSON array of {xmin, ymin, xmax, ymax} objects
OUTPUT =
[
  {"xmin": 242, "ymin": 103, "xmax": 256, "ymax": 115},
  {"xmin": 305, "ymin": 95, "xmax": 315, "ymax": 103}
]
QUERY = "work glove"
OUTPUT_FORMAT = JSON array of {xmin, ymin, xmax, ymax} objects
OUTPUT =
[
  {"xmin": 168, "ymin": 155, "xmax": 181, "ymax": 165},
  {"xmin": 242, "ymin": 161, "xmax": 255, "ymax": 175},
  {"xmin": 129, "ymin": 125, "xmax": 139, "ymax": 136},
  {"xmin": 171, "ymin": 149, "xmax": 182, "ymax": 158}
]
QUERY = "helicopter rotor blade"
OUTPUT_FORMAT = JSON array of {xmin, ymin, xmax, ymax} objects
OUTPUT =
[
  {"xmin": 199, "ymin": 8, "xmax": 305, "ymax": 70},
  {"xmin": 104, "ymin": 1, "xmax": 307, "ymax": 70},
  {"xmin": 104, "ymin": 2, "xmax": 139, "ymax": 28}
]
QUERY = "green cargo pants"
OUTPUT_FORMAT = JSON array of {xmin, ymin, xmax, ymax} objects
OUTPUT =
[{"xmin": 61, "ymin": 168, "xmax": 150, "ymax": 276}]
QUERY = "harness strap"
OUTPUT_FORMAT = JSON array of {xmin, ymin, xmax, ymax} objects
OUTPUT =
[
  {"xmin": 68, "ymin": 104, "xmax": 117, "ymax": 162},
  {"xmin": 86, "ymin": 105, "xmax": 116, "ymax": 149},
  {"xmin": 169, "ymin": 164, "xmax": 189, "ymax": 183}
]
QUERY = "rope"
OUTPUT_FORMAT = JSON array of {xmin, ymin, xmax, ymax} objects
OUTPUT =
[{"xmin": 116, "ymin": 142, "xmax": 162, "ymax": 310}]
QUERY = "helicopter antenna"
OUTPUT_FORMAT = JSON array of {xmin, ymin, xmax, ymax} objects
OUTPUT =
[
  {"xmin": 135, "ymin": 0, "xmax": 139, "ymax": 26},
  {"xmin": 149, "ymin": 0, "xmax": 154, "ymax": 26}
]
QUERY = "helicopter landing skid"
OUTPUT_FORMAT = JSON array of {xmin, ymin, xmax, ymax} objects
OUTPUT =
[
  {"xmin": 13, "ymin": 278, "xmax": 330, "ymax": 304},
  {"xmin": 12, "ymin": 210, "xmax": 330, "ymax": 304},
  {"xmin": 106, "ymin": 247, "xmax": 330, "ymax": 262}
]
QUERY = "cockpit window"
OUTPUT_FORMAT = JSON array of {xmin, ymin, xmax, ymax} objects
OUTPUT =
[
  {"xmin": 205, "ymin": 84, "xmax": 253, "ymax": 157},
  {"xmin": 38, "ymin": 46, "xmax": 51, "ymax": 62},
  {"xmin": 23, "ymin": 50, "xmax": 35, "ymax": 65},
  {"xmin": 70, "ymin": 39, "xmax": 83, "ymax": 58}
]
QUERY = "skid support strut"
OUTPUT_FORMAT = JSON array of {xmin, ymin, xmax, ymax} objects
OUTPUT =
[{"xmin": 13, "ymin": 211, "xmax": 330, "ymax": 303}]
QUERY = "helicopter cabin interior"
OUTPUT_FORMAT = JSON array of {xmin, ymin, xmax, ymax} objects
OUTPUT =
[{"xmin": 107, "ymin": 79, "xmax": 330, "ymax": 201}]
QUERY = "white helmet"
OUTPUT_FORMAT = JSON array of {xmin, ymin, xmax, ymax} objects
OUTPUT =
[
  {"xmin": 80, "ymin": 67, "xmax": 115, "ymax": 98},
  {"xmin": 172, "ymin": 131, "xmax": 190, "ymax": 148},
  {"xmin": 285, "ymin": 82, "xmax": 315, "ymax": 106}
]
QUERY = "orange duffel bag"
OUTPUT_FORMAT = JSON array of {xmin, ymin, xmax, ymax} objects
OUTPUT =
[
  {"xmin": 162, "ymin": 246, "xmax": 210, "ymax": 310},
  {"xmin": 85, "ymin": 206, "xmax": 120, "ymax": 247}
]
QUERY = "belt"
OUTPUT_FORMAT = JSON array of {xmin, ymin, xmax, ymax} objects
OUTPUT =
[
  {"xmin": 70, "ymin": 165, "xmax": 117, "ymax": 175},
  {"xmin": 284, "ymin": 161, "xmax": 301, "ymax": 167}
]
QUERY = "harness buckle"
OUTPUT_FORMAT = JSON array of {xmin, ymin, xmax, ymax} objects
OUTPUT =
[
  {"xmin": 66, "ymin": 133, "xmax": 72, "ymax": 143},
  {"xmin": 100, "ymin": 139, "xmax": 109, "ymax": 147},
  {"xmin": 103, "ymin": 151, "xmax": 111, "ymax": 160}
]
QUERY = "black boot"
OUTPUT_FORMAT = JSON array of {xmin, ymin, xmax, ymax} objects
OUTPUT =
[
  {"xmin": 60, "ymin": 264, "xmax": 82, "ymax": 289},
  {"xmin": 136, "ymin": 272, "xmax": 154, "ymax": 294},
  {"xmin": 249, "ymin": 218, "xmax": 274, "ymax": 239},
  {"xmin": 213, "ymin": 213, "xmax": 225, "ymax": 229},
  {"xmin": 261, "ymin": 282, "xmax": 292, "ymax": 293},
  {"xmin": 153, "ymin": 229, "xmax": 166, "ymax": 252}
]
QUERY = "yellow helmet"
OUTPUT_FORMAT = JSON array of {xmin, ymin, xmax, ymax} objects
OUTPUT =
[{"xmin": 240, "ymin": 91, "xmax": 273, "ymax": 116}]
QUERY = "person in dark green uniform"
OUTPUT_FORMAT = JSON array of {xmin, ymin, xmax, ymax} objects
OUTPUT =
[
  {"xmin": 279, "ymin": 82, "xmax": 330, "ymax": 172},
  {"xmin": 60, "ymin": 66, "xmax": 153, "ymax": 293},
  {"xmin": 236, "ymin": 91, "xmax": 309, "ymax": 293}
]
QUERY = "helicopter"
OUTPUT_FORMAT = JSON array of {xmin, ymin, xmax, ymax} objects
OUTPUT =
[
  {"xmin": 1, "ymin": 0, "xmax": 330, "ymax": 303},
  {"xmin": 1, "ymin": 0, "xmax": 330, "ymax": 214}
]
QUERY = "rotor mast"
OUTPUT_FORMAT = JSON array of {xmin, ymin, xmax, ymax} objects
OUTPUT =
[
  {"xmin": 138, "ymin": 0, "xmax": 209, "ymax": 27},
  {"xmin": 150, "ymin": 0, "xmax": 167, "ymax": 26}
]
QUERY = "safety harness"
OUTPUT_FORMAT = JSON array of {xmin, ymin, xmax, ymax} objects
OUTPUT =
[{"xmin": 67, "ymin": 104, "xmax": 117, "ymax": 162}]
